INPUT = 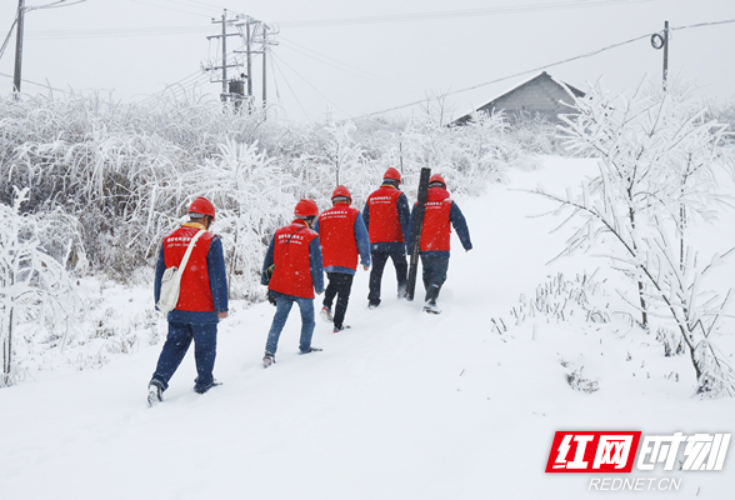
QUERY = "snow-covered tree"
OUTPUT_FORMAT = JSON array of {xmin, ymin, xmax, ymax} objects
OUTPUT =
[{"xmin": 539, "ymin": 81, "xmax": 735, "ymax": 396}]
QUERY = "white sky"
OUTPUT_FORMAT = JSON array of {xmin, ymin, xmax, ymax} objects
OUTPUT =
[{"xmin": 1, "ymin": 0, "xmax": 734, "ymax": 122}]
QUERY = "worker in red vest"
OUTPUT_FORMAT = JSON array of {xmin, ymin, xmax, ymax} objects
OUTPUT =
[
  {"xmin": 314, "ymin": 186, "xmax": 371, "ymax": 333},
  {"xmin": 363, "ymin": 167, "xmax": 410, "ymax": 308},
  {"xmin": 261, "ymin": 199, "xmax": 325, "ymax": 367},
  {"xmin": 410, "ymin": 174, "xmax": 472, "ymax": 314},
  {"xmin": 148, "ymin": 197, "xmax": 229, "ymax": 406}
]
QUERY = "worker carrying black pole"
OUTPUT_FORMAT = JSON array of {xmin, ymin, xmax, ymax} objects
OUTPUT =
[{"xmin": 409, "ymin": 174, "xmax": 472, "ymax": 314}]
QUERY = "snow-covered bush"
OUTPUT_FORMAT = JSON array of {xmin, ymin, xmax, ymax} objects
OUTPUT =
[
  {"xmin": 491, "ymin": 272, "xmax": 611, "ymax": 337},
  {"xmin": 1, "ymin": 92, "xmax": 521, "ymax": 296},
  {"xmin": 505, "ymin": 113, "xmax": 570, "ymax": 156},
  {"xmin": 0, "ymin": 188, "xmax": 82, "ymax": 387}
]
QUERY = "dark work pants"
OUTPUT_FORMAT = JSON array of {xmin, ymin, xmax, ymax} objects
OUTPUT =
[
  {"xmin": 151, "ymin": 322, "xmax": 217, "ymax": 393},
  {"xmin": 368, "ymin": 250, "xmax": 408, "ymax": 306},
  {"xmin": 323, "ymin": 272, "xmax": 355, "ymax": 329},
  {"xmin": 420, "ymin": 254, "xmax": 450, "ymax": 305}
]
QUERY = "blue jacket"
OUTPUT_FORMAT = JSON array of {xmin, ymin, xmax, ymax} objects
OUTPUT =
[{"xmin": 154, "ymin": 236, "xmax": 228, "ymax": 325}]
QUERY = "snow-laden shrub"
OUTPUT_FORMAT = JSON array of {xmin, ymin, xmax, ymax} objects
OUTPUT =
[
  {"xmin": 0, "ymin": 188, "xmax": 83, "ymax": 387},
  {"xmin": 0, "ymin": 92, "xmax": 523, "ymax": 295},
  {"xmin": 505, "ymin": 113, "xmax": 571, "ymax": 156}
]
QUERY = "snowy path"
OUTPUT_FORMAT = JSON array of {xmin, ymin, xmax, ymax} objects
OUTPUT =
[{"xmin": 2, "ymin": 158, "xmax": 734, "ymax": 499}]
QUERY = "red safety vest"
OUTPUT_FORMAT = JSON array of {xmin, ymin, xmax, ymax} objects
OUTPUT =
[
  {"xmin": 163, "ymin": 224, "xmax": 215, "ymax": 312},
  {"xmin": 419, "ymin": 187, "xmax": 453, "ymax": 252},
  {"xmin": 318, "ymin": 204, "xmax": 359, "ymax": 270},
  {"xmin": 268, "ymin": 221, "xmax": 320, "ymax": 299},
  {"xmin": 366, "ymin": 185, "xmax": 404, "ymax": 243}
]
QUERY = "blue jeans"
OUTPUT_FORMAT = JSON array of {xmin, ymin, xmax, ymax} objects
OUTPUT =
[
  {"xmin": 420, "ymin": 253, "xmax": 450, "ymax": 304},
  {"xmin": 265, "ymin": 292, "xmax": 315, "ymax": 355},
  {"xmin": 151, "ymin": 322, "xmax": 217, "ymax": 392}
]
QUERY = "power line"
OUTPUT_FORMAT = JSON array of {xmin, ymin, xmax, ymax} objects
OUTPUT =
[
  {"xmin": 670, "ymin": 18, "xmax": 735, "ymax": 32},
  {"xmin": 26, "ymin": 0, "xmax": 87, "ymax": 12},
  {"xmin": 0, "ymin": 18, "xmax": 18, "ymax": 61},
  {"xmin": 23, "ymin": 0, "xmax": 647, "ymax": 39},
  {"xmin": 270, "ymin": 55, "xmax": 310, "ymax": 121},
  {"xmin": 275, "ymin": 0, "xmax": 649, "ymax": 28},
  {"xmin": 174, "ymin": 0, "xmax": 226, "ymax": 10},
  {"xmin": 279, "ymin": 36, "xmax": 420, "ymax": 92},
  {"xmin": 0, "ymin": 71, "xmax": 69, "ymax": 93},
  {"xmin": 161, "ymin": 0, "xmax": 217, "ymax": 14},
  {"xmin": 127, "ymin": 0, "xmax": 211, "ymax": 18},
  {"xmin": 25, "ymin": 25, "xmax": 214, "ymax": 39},
  {"xmin": 363, "ymin": 19, "xmax": 735, "ymax": 118},
  {"xmin": 271, "ymin": 52, "xmax": 352, "ymax": 118},
  {"xmin": 268, "ymin": 49, "xmax": 282, "ymax": 104}
]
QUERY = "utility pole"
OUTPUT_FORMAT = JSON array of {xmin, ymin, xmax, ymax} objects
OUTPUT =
[
  {"xmin": 205, "ymin": 11, "xmax": 278, "ymax": 110},
  {"xmin": 262, "ymin": 24, "xmax": 268, "ymax": 110},
  {"xmin": 246, "ymin": 17, "xmax": 253, "ymax": 103},
  {"xmin": 220, "ymin": 10, "xmax": 227, "ymax": 97},
  {"xmin": 651, "ymin": 20, "xmax": 669, "ymax": 92},
  {"xmin": 663, "ymin": 20, "xmax": 669, "ymax": 92},
  {"xmin": 13, "ymin": 0, "xmax": 25, "ymax": 97},
  {"xmin": 207, "ymin": 10, "xmax": 242, "ymax": 103},
  {"xmin": 234, "ymin": 19, "xmax": 277, "ymax": 113}
]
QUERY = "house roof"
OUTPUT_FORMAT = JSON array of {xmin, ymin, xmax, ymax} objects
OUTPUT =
[{"xmin": 452, "ymin": 71, "xmax": 584, "ymax": 125}]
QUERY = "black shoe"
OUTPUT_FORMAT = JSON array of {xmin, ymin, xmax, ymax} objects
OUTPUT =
[
  {"xmin": 147, "ymin": 380, "xmax": 164, "ymax": 407},
  {"xmin": 300, "ymin": 346, "xmax": 323, "ymax": 354},
  {"xmin": 194, "ymin": 379, "xmax": 222, "ymax": 394},
  {"xmin": 263, "ymin": 353, "xmax": 276, "ymax": 368},
  {"xmin": 423, "ymin": 302, "xmax": 441, "ymax": 314}
]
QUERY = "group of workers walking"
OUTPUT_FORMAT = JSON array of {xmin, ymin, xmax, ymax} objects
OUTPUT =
[{"xmin": 147, "ymin": 169, "xmax": 472, "ymax": 406}]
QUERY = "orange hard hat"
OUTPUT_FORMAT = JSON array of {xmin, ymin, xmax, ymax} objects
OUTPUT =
[
  {"xmin": 294, "ymin": 199, "xmax": 319, "ymax": 218},
  {"xmin": 383, "ymin": 168, "xmax": 402, "ymax": 183},
  {"xmin": 331, "ymin": 185, "xmax": 352, "ymax": 204},
  {"xmin": 428, "ymin": 174, "xmax": 446, "ymax": 189},
  {"xmin": 188, "ymin": 196, "xmax": 216, "ymax": 220}
]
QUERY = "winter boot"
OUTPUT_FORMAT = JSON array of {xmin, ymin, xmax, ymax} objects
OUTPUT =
[
  {"xmin": 263, "ymin": 353, "xmax": 276, "ymax": 368},
  {"xmin": 300, "ymin": 346, "xmax": 323, "ymax": 354},
  {"xmin": 423, "ymin": 299, "xmax": 441, "ymax": 315},
  {"xmin": 320, "ymin": 306, "xmax": 333, "ymax": 322},
  {"xmin": 147, "ymin": 380, "xmax": 164, "ymax": 407},
  {"xmin": 194, "ymin": 379, "xmax": 222, "ymax": 394}
]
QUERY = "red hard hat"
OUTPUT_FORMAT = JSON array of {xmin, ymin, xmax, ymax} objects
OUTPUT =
[
  {"xmin": 188, "ymin": 196, "xmax": 216, "ymax": 220},
  {"xmin": 331, "ymin": 185, "xmax": 352, "ymax": 204},
  {"xmin": 383, "ymin": 168, "xmax": 402, "ymax": 183},
  {"xmin": 294, "ymin": 199, "xmax": 319, "ymax": 218},
  {"xmin": 429, "ymin": 174, "xmax": 446, "ymax": 189}
]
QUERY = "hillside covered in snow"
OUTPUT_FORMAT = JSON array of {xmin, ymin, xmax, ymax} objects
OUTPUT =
[{"xmin": 2, "ymin": 156, "xmax": 734, "ymax": 499}]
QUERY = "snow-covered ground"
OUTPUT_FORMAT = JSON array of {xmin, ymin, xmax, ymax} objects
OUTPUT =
[{"xmin": 2, "ymin": 157, "xmax": 734, "ymax": 499}]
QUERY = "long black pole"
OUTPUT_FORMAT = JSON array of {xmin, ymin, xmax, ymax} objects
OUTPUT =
[
  {"xmin": 406, "ymin": 167, "xmax": 431, "ymax": 301},
  {"xmin": 663, "ymin": 20, "xmax": 669, "ymax": 92}
]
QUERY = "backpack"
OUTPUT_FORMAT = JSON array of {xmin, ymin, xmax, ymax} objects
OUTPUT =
[{"xmin": 157, "ymin": 229, "xmax": 206, "ymax": 315}]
